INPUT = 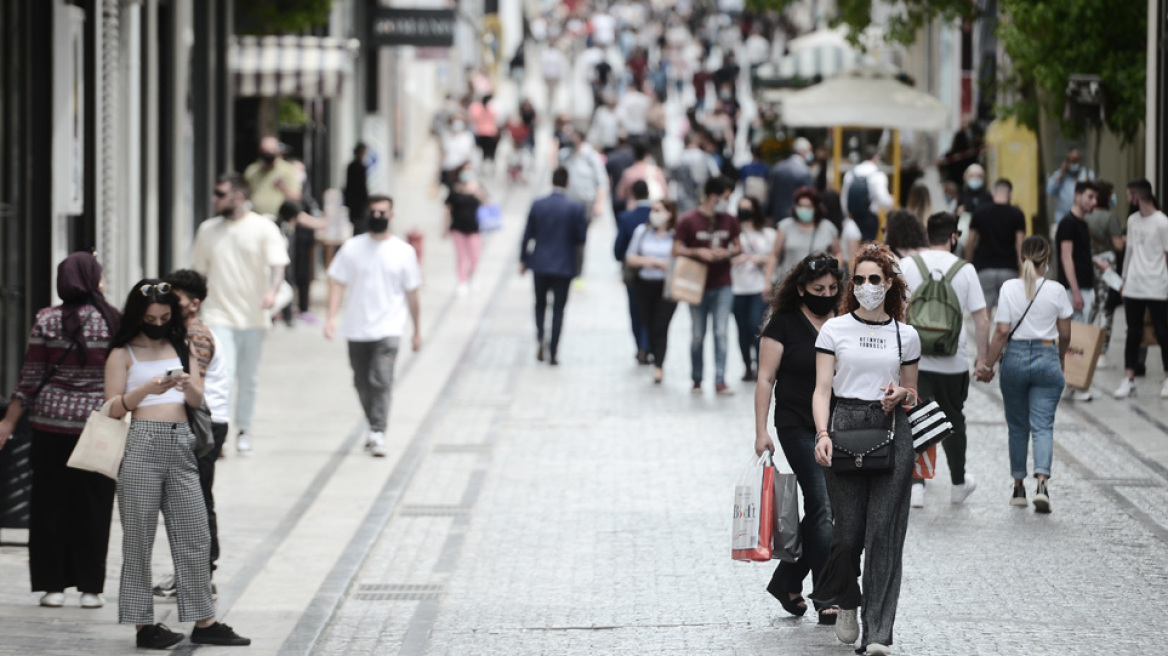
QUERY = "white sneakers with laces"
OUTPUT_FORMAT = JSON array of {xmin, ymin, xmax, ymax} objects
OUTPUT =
[
  {"xmin": 835, "ymin": 608, "xmax": 859, "ymax": 643},
  {"xmin": 236, "ymin": 430, "xmax": 253, "ymax": 455},
  {"xmin": 1113, "ymin": 378, "xmax": 1137, "ymax": 399},
  {"xmin": 1070, "ymin": 388, "xmax": 1094, "ymax": 402},
  {"xmin": 909, "ymin": 483, "xmax": 924, "ymax": 508},
  {"xmin": 366, "ymin": 431, "xmax": 387, "ymax": 458},
  {"xmin": 951, "ymin": 473, "xmax": 978, "ymax": 504}
]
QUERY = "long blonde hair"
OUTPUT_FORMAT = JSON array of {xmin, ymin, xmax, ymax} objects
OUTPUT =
[{"xmin": 1019, "ymin": 236, "xmax": 1051, "ymax": 300}]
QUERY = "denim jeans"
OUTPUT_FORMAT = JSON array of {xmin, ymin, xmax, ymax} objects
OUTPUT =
[
  {"xmin": 999, "ymin": 341, "xmax": 1064, "ymax": 479},
  {"xmin": 732, "ymin": 293, "xmax": 766, "ymax": 371},
  {"xmin": 209, "ymin": 326, "xmax": 267, "ymax": 432},
  {"xmin": 768, "ymin": 424, "xmax": 833, "ymax": 610},
  {"xmin": 688, "ymin": 285, "xmax": 733, "ymax": 385}
]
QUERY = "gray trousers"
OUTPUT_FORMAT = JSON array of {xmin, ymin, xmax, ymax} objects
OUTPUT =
[
  {"xmin": 812, "ymin": 401, "xmax": 914, "ymax": 649},
  {"xmin": 348, "ymin": 337, "xmax": 400, "ymax": 433},
  {"xmin": 978, "ymin": 267, "xmax": 1017, "ymax": 313}
]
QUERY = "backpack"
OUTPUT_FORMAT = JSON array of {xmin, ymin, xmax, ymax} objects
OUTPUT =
[
  {"xmin": 846, "ymin": 173, "xmax": 872, "ymax": 220},
  {"xmin": 906, "ymin": 255, "xmax": 967, "ymax": 357}
]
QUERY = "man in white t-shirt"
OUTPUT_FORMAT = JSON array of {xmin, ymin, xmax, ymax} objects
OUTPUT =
[
  {"xmin": 901, "ymin": 213, "xmax": 990, "ymax": 507},
  {"xmin": 1115, "ymin": 180, "xmax": 1168, "ymax": 399},
  {"xmin": 191, "ymin": 173, "xmax": 290, "ymax": 454},
  {"xmin": 325, "ymin": 195, "xmax": 422, "ymax": 457}
]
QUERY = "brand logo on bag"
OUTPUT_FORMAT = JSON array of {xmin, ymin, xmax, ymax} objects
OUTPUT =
[{"xmin": 732, "ymin": 502, "xmax": 756, "ymax": 519}]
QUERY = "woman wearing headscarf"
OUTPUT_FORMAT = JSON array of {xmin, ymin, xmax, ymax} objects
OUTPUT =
[{"xmin": 0, "ymin": 252, "xmax": 121, "ymax": 609}]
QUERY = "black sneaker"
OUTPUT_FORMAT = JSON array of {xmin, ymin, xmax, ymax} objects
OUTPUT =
[
  {"xmin": 1010, "ymin": 483, "xmax": 1027, "ymax": 507},
  {"xmin": 190, "ymin": 622, "xmax": 251, "ymax": 646},
  {"xmin": 1033, "ymin": 482, "xmax": 1051, "ymax": 514},
  {"xmin": 136, "ymin": 623, "xmax": 184, "ymax": 649}
]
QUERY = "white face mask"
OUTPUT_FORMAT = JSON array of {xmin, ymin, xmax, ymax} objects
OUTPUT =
[
  {"xmin": 855, "ymin": 283, "xmax": 887, "ymax": 311},
  {"xmin": 714, "ymin": 199, "xmax": 730, "ymax": 213},
  {"xmin": 649, "ymin": 211, "xmax": 670, "ymax": 227}
]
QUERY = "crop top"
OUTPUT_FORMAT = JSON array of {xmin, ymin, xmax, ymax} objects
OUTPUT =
[{"xmin": 124, "ymin": 346, "xmax": 186, "ymax": 408}]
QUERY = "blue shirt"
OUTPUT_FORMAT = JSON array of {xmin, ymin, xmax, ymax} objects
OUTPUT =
[
  {"xmin": 1045, "ymin": 167, "xmax": 1095, "ymax": 223},
  {"xmin": 614, "ymin": 204, "xmax": 651, "ymax": 262}
]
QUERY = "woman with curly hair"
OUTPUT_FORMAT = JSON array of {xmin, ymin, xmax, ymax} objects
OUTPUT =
[
  {"xmin": 809, "ymin": 244, "xmax": 921, "ymax": 656},
  {"xmin": 753, "ymin": 252, "xmax": 843, "ymax": 625}
]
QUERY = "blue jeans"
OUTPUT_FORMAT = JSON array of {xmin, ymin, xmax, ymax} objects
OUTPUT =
[
  {"xmin": 732, "ymin": 293, "xmax": 765, "ymax": 371},
  {"xmin": 999, "ymin": 341, "xmax": 1064, "ymax": 479},
  {"xmin": 209, "ymin": 326, "xmax": 267, "ymax": 432},
  {"xmin": 688, "ymin": 286, "xmax": 733, "ymax": 385},
  {"xmin": 768, "ymin": 424, "xmax": 833, "ymax": 610}
]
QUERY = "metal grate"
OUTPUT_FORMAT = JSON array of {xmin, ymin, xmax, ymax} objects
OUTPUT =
[
  {"xmin": 398, "ymin": 504, "xmax": 471, "ymax": 517},
  {"xmin": 353, "ymin": 583, "xmax": 442, "ymax": 601}
]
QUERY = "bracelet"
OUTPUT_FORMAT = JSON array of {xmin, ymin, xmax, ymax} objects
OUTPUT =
[{"xmin": 120, "ymin": 395, "xmax": 132, "ymax": 413}]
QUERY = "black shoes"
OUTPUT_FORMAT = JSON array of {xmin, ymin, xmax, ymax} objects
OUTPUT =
[
  {"xmin": 1033, "ymin": 481, "xmax": 1051, "ymax": 514},
  {"xmin": 136, "ymin": 624, "xmax": 184, "ymax": 650},
  {"xmin": 190, "ymin": 622, "xmax": 251, "ymax": 646},
  {"xmin": 536, "ymin": 342, "xmax": 545, "ymax": 362}
]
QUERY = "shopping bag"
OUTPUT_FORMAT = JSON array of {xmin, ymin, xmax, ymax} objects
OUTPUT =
[
  {"xmin": 772, "ymin": 469, "xmax": 802, "ymax": 563},
  {"xmin": 664, "ymin": 256, "xmax": 707, "ymax": 305},
  {"xmin": 476, "ymin": 203, "xmax": 503, "ymax": 232},
  {"xmin": 1064, "ymin": 321, "xmax": 1104, "ymax": 390},
  {"xmin": 731, "ymin": 453, "xmax": 774, "ymax": 561},
  {"xmin": 913, "ymin": 444, "xmax": 938, "ymax": 480},
  {"xmin": 67, "ymin": 399, "xmax": 130, "ymax": 480}
]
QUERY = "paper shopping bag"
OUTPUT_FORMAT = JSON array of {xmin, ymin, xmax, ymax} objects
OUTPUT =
[
  {"xmin": 665, "ymin": 256, "xmax": 707, "ymax": 305},
  {"xmin": 1144, "ymin": 310, "xmax": 1159, "ymax": 346},
  {"xmin": 731, "ymin": 453, "xmax": 774, "ymax": 561},
  {"xmin": 1064, "ymin": 321, "xmax": 1104, "ymax": 390},
  {"xmin": 913, "ymin": 444, "xmax": 938, "ymax": 480},
  {"xmin": 772, "ymin": 470, "xmax": 802, "ymax": 563},
  {"xmin": 67, "ymin": 399, "xmax": 129, "ymax": 480}
]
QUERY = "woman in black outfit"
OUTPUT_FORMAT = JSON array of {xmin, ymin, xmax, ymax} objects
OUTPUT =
[{"xmin": 753, "ymin": 252, "xmax": 843, "ymax": 624}]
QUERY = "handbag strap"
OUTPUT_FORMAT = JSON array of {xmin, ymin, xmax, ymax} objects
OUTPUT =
[{"xmin": 996, "ymin": 279, "xmax": 1046, "ymax": 364}]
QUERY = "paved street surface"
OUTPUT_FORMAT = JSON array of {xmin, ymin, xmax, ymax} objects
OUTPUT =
[{"xmin": 4, "ymin": 133, "xmax": 1168, "ymax": 655}]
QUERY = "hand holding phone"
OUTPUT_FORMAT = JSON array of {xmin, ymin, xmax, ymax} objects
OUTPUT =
[{"xmin": 164, "ymin": 366, "xmax": 184, "ymax": 378}]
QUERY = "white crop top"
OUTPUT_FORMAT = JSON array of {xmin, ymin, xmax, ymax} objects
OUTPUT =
[{"xmin": 125, "ymin": 347, "xmax": 186, "ymax": 408}]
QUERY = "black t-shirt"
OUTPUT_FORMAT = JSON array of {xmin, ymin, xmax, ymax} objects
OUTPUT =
[
  {"xmin": 760, "ymin": 309, "xmax": 820, "ymax": 430},
  {"xmin": 446, "ymin": 191, "xmax": 481, "ymax": 234},
  {"xmin": 1055, "ymin": 213, "xmax": 1095, "ymax": 289},
  {"xmin": 970, "ymin": 203, "xmax": 1026, "ymax": 270}
]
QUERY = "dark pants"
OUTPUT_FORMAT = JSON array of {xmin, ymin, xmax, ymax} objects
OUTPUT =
[
  {"xmin": 633, "ymin": 278, "xmax": 677, "ymax": 365},
  {"xmin": 1124, "ymin": 298, "xmax": 1168, "ymax": 373},
  {"xmin": 534, "ymin": 274, "xmax": 572, "ymax": 356},
  {"xmin": 913, "ymin": 370, "xmax": 970, "ymax": 486},
  {"xmin": 768, "ymin": 424, "xmax": 833, "ymax": 611},
  {"xmin": 198, "ymin": 422, "xmax": 228, "ymax": 574},
  {"xmin": 29, "ymin": 430, "xmax": 116, "ymax": 593},
  {"xmin": 625, "ymin": 283, "xmax": 650, "ymax": 354},
  {"xmin": 348, "ymin": 337, "xmax": 401, "ymax": 433},
  {"xmin": 732, "ymin": 293, "xmax": 765, "ymax": 372},
  {"xmin": 293, "ymin": 232, "xmax": 314, "ymax": 313}
]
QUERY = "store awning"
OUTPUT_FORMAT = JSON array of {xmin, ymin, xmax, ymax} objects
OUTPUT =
[{"xmin": 229, "ymin": 35, "xmax": 360, "ymax": 98}]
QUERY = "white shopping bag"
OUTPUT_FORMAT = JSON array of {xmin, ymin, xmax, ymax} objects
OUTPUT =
[{"xmin": 731, "ymin": 452, "xmax": 774, "ymax": 561}]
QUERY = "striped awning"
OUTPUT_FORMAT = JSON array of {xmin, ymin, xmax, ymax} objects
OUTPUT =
[{"xmin": 229, "ymin": 35, "xmax": 360, "ymax": 98}]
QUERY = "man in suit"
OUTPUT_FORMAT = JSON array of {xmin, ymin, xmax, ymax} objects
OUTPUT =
[
  {"xmin": 521, "ymin": 168, "xmax": 589, "ymax": 365},
  {"xmin": 614, "ymin": 181, "xmax": 653, "ymax": 363}
]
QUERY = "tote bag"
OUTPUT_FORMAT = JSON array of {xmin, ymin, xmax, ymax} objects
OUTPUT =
[{"xmin": 67, "ymin": 399, "xmax": 130, "ymax": 480}]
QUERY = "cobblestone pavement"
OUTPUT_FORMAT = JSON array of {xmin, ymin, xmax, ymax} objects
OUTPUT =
[{"xmin": 307, "ymin": 209, "xmax": 1168, "ymax": 655}]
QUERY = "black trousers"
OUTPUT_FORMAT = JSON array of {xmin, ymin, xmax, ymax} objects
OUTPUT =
[
  {"xmin": 29, "ymin": 430, "xmax": 116, "ymax": 593},
  {"xmin": 533, "ymin": 274, "xmax": 572, "ymax": 356},
  {"xmin": 633, "ymin": 278, "xmax": 677, "ymax": 365},
  {"xmin": 913, "ymin": 370, "xmax": 970, "ymax": 486},
  {"xmin": 1124, "ymin": 298, "xmax": 1168, "ymax": 373},
  {"xmin": 198, "ymin": 422, "xmax": 229, "ymax": 575}
]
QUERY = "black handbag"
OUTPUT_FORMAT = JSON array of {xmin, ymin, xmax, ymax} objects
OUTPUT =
[
  {"xmin": 177, "ymin": 341, "xmax": 215, "ymax": 458},
  {"xmin": 830, "ymin": 407, "xmax": 895, "ymax": 474}
]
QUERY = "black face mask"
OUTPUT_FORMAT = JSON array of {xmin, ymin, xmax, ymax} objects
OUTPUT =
[
  {"xmin": 803, "ymin": 292, "xmax": 839, "ymax": 317},
  {"xmin": 140, "ymin": 323, "xmax": 169, "ymax": 340},
  {"xmin": 259, "ymin": 152, "xmax": 277, "ymax": 165},
  {"xmin": 367, "ymin": 217, "xmax": 390, "ymax": 233}
]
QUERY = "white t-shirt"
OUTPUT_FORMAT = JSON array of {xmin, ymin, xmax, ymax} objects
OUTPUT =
[
  {"xmin": 732, "ymin": 227, "xmax": 777, "ymax": 295},
  {"xmin": 327, "ymin": 234, "xmax": 422, "ymax": 341},
  {"xmin": 441, "ymin": 131, "xmax": 477, "ymax": 171},
  {"xmin": 1122, "ymin": 210, "xmax": 1168, "ymax": 300},
  {"xmin": 840, "ymin": 218, "xmax": 862, "ymax": 264},
  {"xmin": 993, "ymin": 278, "xmax": 1072, "ymax": 341},
  {"xmin": 616, "ymin": 91, "xmax": 651, "ymax": 135},
  {"xmin": 191, "ymin": 212, "xmax": 291, "ymax": 329},
  {"xmin": 203, "ymin": 332, "xmax": 230, "ymax": 424},
  {"xmin": 590, "ymin": 14, "xmax": 616, "ymax": 45},
  {"xmin": 816, "ymin": 313, "xmax": 921, "ymax": 401},
  {"xmin": 902, "ymin": 250, "xmax": 986, "ymax": 374}
]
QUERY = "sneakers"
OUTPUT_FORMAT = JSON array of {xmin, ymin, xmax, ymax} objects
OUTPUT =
[
  {"xmin": 189, "ymin": 622, "xmax": 251, "ymax": 646},
  {"xmin": 137, "ymin": 623, "xmax": 184, "ymax": 650},
  {"xmin": 366, "ymin": 431, "xmax": 387, "ymax": 458},
  {"xmin": 39, "ymin": 592, "xmax": 64, "ymax": 607},
  {"xmin": 950, "ymin": 474, "xmax": 978, "ymax": 505},
  {"xmin": 1096, "ymin": 353, "xmax": 1111, "ymax": 369},
  {"xmin": 236, "ymin": 430, "xmax": 253, "ymax": 455},
  {"xmin": 1033, "ymin": 481, "xmax": 1051, "ymax": 514},
  {"xmin": 153, "ymin": 574, "xmax": 176, "ymax": 600},
  {"xmin": 835, "ymin": 608, "xmax": 859, "ymax": 644},
  {"xmin": 79, "ymin": 593, "xmax": 104, "ymax": 608},
  {"xmin": 910, "ymin": 483, "xmax": 925, "ymax": 508},
  {"xmin": 1113, "ymin": 378, "xmax": 1137, "ymax": 399},
  {"xmin": 866, "ymin": 645, "xmax": 891, "ymax": 656},
  {"xmin": 456, "ymin": 282, "xmax": 469, "ymax": 296},
  {"xmin": 715, "ymin": 383, "xmax": 735, "ymax": 395},
  {"xmin": 1070, "ymin": 388, "xmax": 1094, "ymax": 402},
  {"xmin": 1010, "ymin": 483, "xmax": 1028, "ymax": 507},
  {"xmin": 691, "ymin": 381, "xmax": 702, "ymax": 394}
]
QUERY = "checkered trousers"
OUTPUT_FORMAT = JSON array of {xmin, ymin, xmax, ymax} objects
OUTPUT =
[{"xmin": 117, "ymin": 419, "xmax": 215, "ymax": 625}]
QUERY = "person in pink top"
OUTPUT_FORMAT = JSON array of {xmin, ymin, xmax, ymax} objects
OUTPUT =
[
  {"xmin": 615, "ymin": 141, "xmax": 668, "ymax": 211},
  {"xmin": 468, "ymin": 95, "xmax": 500, "ymax": 173}
]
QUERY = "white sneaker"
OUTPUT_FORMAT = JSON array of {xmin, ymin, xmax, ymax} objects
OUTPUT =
[
  {"xmin": 1161, "ymin": 379, "xmax": 1168, "ymax": 399},
  {"xmin": 39, "ymin": 592, "xmax": 65, "ymax": 607},
  {"xmin": 866, "ymin": 645, "xmax": 891, "ymax": 656},
  {"xmin": 456, "ymin": 283, "xmax": 469, "ymax": 296},
  {"xmin": 1070, "ymin": 388, "xmax": 1094, "ymax": 402},
  {"xmin": 367, "ymin": 431, "xmax": 387, "ymax": 458},
  {"xmin": 910, "ymin": 483, "xmax": 925, "ymax": 508},
  {"xmin": 80, "ymin": 593, "xmax": 104, "ymax": 609},
  {"xmin": 1113, "ymin": 378, "xmax": 1137, "ymax": 399},
  {"xmin": 1096, "ymin": 353, "xmax": 1111, "ymax": 369},
  {"xmin": 951, "ymin": 473, "xmax": 978, "ymax": 504},
  {"xmin": 835, "ymin": 608, "xmax": 859, "ymax": 644},
  {"xmin": 237, "ymin": 430, "xmax": 253, "ymax": 454}
]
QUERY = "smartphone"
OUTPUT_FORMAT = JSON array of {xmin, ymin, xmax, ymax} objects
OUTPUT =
[{"xmin": 164, "ymin": 366, "xmax": 184, "ymax": 378}]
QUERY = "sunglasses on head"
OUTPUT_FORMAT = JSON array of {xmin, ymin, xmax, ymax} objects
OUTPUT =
[
  {"xmin": 139, "ymin": 282, "xmax": 171, "ymax": 296},
  {"xmin": 852, "ymin": 274, "xmax": 884, "ymax": 286},
  {"xmin": 807, "ymin": 257, "xmax": 839, "ymax": 272}
]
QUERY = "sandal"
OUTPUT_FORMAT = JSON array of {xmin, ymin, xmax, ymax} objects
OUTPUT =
[
  {"xmin": 778, "ymin": 593, "xmax": 808, "ymax": 617},
  {"xmin": 817, "ymin": 606, "xmax": 839, "ymax": 625}
]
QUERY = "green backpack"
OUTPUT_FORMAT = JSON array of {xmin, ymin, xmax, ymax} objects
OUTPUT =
[{"xmin": 907, "ymin": 255, "xmax": 967, "ymax": 357}]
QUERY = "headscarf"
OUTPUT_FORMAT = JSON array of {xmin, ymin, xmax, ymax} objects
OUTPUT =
[{"xmin": 56, "ymin": 252, "xmax": 121, "ymax": 355}]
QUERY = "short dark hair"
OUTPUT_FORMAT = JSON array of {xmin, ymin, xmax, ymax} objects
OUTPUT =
[
  {"xmin": 354, "ymin": 142, "xmax": 367, "ymax": 155},
  {"xmin": 216, "ymin": 172, "xmax": 249, "ymax": 197},
  {"xmin": 633, "ymin": 140, "xmax": 650, "ymax": 161},
  {"xmin": 367, "ymin": 194, "xmax": 394, "ymax": 209},
  {"xmin": 704, "ymin": 175, "xmax": 732, "ymax": 198},
  {"xmin": 884, "ymin": 210, "xmax": 928, "ymax": 255},
  {"xmin": 1074, "ymin": 180, "xmax": 1097, "ymax": 195},
  {"xmin": 552, "ymin": 167, "xmax": 569, "ymax": 188},
  {"xmin": 631, "ymin": 180, "xmax": 650, "ymax": 201},
  {"xmin": 925, "ymin": 212, "xmax": 960, "ymax": 246},
  {"xmin": 1128, "ymin": 179, "xmax": 1158, "ymax": 207},
  {"xmin": 993, "ymin": 178, "xmax": 1013, "ymax": 193},
  {"xmin": 864, "ymin": 144, "xmax": 880, "ymax": 161},
  {"xmin": 164, "ymin": 269, "xmax": 209, "ymax": 302}
]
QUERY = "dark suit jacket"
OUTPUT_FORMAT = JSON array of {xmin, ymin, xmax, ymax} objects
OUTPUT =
[
  {"xmin": 521, "ymin": 192, "xmax": 588, "ymax": 278},
  {"xmin": 614, "ymin": 205, "xmax": 651, "ymax": 261}
]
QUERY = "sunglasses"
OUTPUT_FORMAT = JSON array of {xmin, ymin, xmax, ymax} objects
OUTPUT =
[
  {"xmin": 807, "ymin": 257, "xmax": 839, "ymax": 272},
  {"xmin": 139, "ymin": 282, "xmax": 171, "ymax": 296},
  {"xmin": 852, "ymin": 275, "xmax": 885, "ymax": 286}
]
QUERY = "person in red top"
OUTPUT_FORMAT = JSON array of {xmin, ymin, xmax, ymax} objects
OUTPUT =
[
  {"xmin": 673, "ymin": 176, "xmax": 742, "ymax": 394},
  {"xmin": 0, "ymin": 252, "xmax": 121, "ymax": 609}
]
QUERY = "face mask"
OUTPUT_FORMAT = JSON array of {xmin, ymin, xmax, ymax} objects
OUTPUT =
[
  {"xmin": 854, "ymin": 283, "xmax": 887, "ymax": 311},
  {"xmin": 459, "ymin": 171, "xmax": 474, "ymax": 183},
  {"xmin": 452, "ymin": 121, "xmax": 466, "ymax": 132},
  {"xmin": 714, "ymin": 200, "xmax": 730, "ymax": 213},
  {"xmin": 368, "ymin": 217, "xmax": 390, "ymax": 233},
  {"xmin": 805, "ymin": 151, "xmax": 815, "ymax": 164},
  {"xmin": 649, "ymin": 211, "xmax": 670, "ymax": 227},
  {"xmin": 803, "ymin": 292, "xmax": 839, "ymax": 317},
  {"xmin": 737, "ymin": 207, "xmax": 752, "ymax": 220},
  {"xmin": 1067, "ymin": 163, "xmax": 1081, "ymax": 174},
  {"xmin": 795, "ymin": 207, "xmax": 815, "ymax": 223},
  {"xmin": 967, "ymin": 177, "xmax": 984, "ymax": 190},
  {"xmin": 141, "ymin": 323, "xmax": 169, "ymax": 340},
  {"xmin": 259, "ymin": 152, "xmax": 276, "ymax": 165}
]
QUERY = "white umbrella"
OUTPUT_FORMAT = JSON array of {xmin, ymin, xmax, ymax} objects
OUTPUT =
[{"xmin": 780, "ymin": 65, "xmax": 953, "ymax": 132}]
